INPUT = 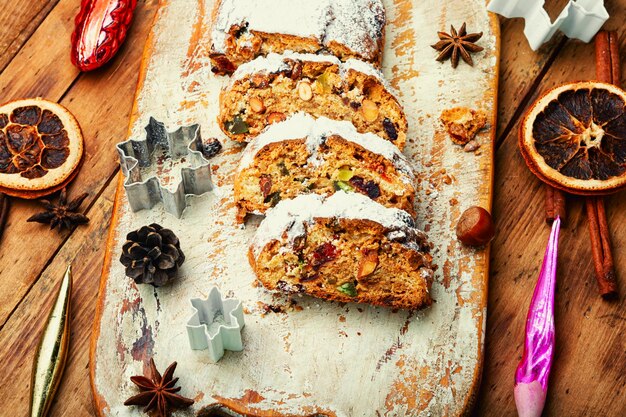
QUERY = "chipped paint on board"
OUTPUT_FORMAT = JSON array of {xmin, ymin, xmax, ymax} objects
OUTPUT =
[{"xmin": 91, "ymin": 0, "xmax": 499, "ymax": 416}]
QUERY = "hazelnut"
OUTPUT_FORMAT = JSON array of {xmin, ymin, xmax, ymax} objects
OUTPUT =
[
  {"xmin": 361, "ymin": 99, "xmax": 379, "ymax": 122},
  {"xmin": 249, "ymin": 97, "xmax": 266, "ymax": 113},
  {"xmin": 267, "ymin": 112, "xmax": 286, "ymax": 124},
  {"xmin": 298, "ymin": 81, "xmax": 313, "ymax": 101},
  {"xmin": 357, "ymin": 249, "xmax": 379, "ymax": 279},
  {"xmin": 456, "ymin": 206, "xmax": 495, "ymax": 247}
]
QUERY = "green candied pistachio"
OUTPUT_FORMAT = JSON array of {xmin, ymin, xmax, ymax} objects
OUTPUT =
[
  {"xmin": 278, "ymin": 162, "xmax": 289, "ymax": 176},
  {"xmin": 225, "ymin": 115, "xmax": 249, "ymax": 134},
  {"xmin": 337, "ymin": 282, "xmax": 357, "ymax": 297},
  {"xmin": 294, "ymin": 259, "xmax": 306, "ymax": 273},
  {"xmin": 337, "ymin": 168, "xmax": 354, "ymax": 181},
  {"xmin": 264, "ymin": 192, "xmax": 281, "ymax": 207},
  {"xmin": 333, "ymin": 181, "xmax": 353, "ymax": 192}
]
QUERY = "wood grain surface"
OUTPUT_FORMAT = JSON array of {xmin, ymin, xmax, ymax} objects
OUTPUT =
[{"xmin": 0, "ymin": 1, "xmax": 624, "ymax": 416}]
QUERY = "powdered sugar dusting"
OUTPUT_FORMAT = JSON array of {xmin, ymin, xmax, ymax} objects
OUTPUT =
[
  {"xmin": 211, "ymin": 0, "xmax": 384, "ymax": 62},
  {"xmin": 251, "ymin": 191, "xmax": 424, "ymax": 259},
  {"xmin": 228, "ymin": 52, "xmax": 392, "ymax": 92},
  {"xmin": 238, "ymin": 112, "xmax": 414, "ymax": 183},
  {"xmin": 228, "ymin": 52, "xmax": 335, "ymax": 83},
  {"xmin": 344, "ymin": 58, "xmax": 389, "ymax": 86}
]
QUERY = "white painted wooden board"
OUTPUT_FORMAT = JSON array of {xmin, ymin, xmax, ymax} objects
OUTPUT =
[{"xmin": 91, "ymin": 1, "xmax": 499, "ymax": 416}]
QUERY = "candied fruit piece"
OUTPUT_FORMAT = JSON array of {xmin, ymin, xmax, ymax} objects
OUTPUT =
[
  {"xmin": 337, "ymin": 168, "xmax": 353, "ymax": 181},
  {"xmin": 201, "ymin": 138, "xmax": 222, "ymax": 159},
  {"xmin": 315, "ymin": 72, "xmax": 332, "ymax": 94},
  {"xmin": 264, "ymin": 192, "xmax": 281, "ymax": 206},
  {"xmin": 225, "ymin": 115, "xmax": 249, "ymax": 134},
  {"xmin": 333, "ymin": 180, "xmax": 353, "ymax": 192},
  {"xmin": 0, "ymin": 114, "xmax": 8, "ymax": 129},
  {"xmin": 349, "ymin": 176, "xmax": 381, "ymax": 199},
  {"xmin": 210, "ymin": 53, "xmax": 236, "ymax": 75},
  {"xmin": 278, "ymin": 162, "xmax": 289, "ymax": 176},
  {"xmin": 337, "ymin": 282, "xmax": 357, "ymax": 297},
  {"xmin": 259, "ymin": 174, "xmax": 272, "ymax": 199},
  {"xmin": 382, "ymin": 118, "xmax": 398, "ymax": 141},
  {"xmin": 311, "ymin": 242, "xmax": 338, "ymax": 269}
]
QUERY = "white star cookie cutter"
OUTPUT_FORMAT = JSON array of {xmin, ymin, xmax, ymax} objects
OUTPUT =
[
  {"xmin": 186, "ymin": 287, "xmax": 245, "ymax": 362},
  {"xmin": 488, "ymin": 0, "xmax": 608, "ymax": 50}
]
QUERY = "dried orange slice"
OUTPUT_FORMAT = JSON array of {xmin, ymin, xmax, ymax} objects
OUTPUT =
[
  {"xmin": 520, "ymin": 81, "xmax": 626, "ymax": 195},
  {"xmin": 0, "ymin": 98, "xmax": 83, "ymax": 198}
]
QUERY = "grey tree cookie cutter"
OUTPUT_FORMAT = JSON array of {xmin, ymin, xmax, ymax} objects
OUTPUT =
[
  {"xmin": 186, "ymin": 286, "xmax": 245, "ymax": 362},
  {"xmin": 488, "ymin": 0, "xmax": 608, "ymax": 51},
  {"xmin": 116, "ymin": 117, "xmax": 212, "ymax": 218}
]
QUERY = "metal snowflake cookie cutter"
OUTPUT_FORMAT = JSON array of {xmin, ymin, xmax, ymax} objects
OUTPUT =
[
  {"xmin": 116, "ymin": 117, "xmax": 212, "ymax": 218},
  {"xmin": 186, "ymin": 287, "xmax": 245, "ymax": 362},
  {"xmin": 487, "ymin": 0, "xmax": 608, "ymax": 51}
]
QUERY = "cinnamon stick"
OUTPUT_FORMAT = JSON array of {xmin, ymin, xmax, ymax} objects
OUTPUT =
[
  {"xmin": 589, "ymin": 30, "xmax": 620, "ymax": 299},
  {"xmin": 0, "ymin": 192, "xmax": 9, "ymax": 242},
  {"xmin": 586, "ymin": 198, "xmax": 617, "ymax": 299},
  {"xmin": 596, "ymin": 31, "xmax": 621, "ymax": 84},
  {"xmin": 545, "ymin": 185, "xmax": 566, "ymax": 224}
]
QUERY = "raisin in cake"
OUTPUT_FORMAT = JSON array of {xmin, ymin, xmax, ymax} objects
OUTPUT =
[
  {"xmin": 249, "ymin": 192, "xmax": 433, "ymax": 310},
  {"xmin": 219, "ymin": 52, "xmax": 407, "ymax": 149},
  {"xmin": 209, "ymin": 0, "xmax": 385, "ymax": 74},
  {"xmin": 235, "ymin": 112, "xmax": 415, "ymax": 222}
]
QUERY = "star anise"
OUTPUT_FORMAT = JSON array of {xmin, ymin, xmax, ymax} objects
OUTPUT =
[
  {"xmin": 431, "ymin": 23, "xmax": 484, "ymax": 68},
  {"xmin": 124, "ymin": 358, "xmax": 194, "ymax": 417},
  {"xmin": 27, "ymin": 188, "xmax": 89, "ymax": 231}
]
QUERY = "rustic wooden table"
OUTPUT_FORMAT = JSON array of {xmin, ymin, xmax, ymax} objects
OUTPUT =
[{"xmin": 0, "ymin": 1, "xmax": 624, "ymax": 416}]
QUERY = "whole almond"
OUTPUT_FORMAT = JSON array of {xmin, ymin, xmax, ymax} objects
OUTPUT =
[
  {"xmin": 250, "ymin": 97, "xmax": 266, "ymax": 113},
  {"xmin": 361, "ymin": 99, "xmax": 379, "ymax": 122},
  {"xmin": 298, "ymin": 82, "xmax": 313, "ymax": 101},
  {"xmin": 357, "ymin": 249, "xmax": 379, "ymax": 279}
]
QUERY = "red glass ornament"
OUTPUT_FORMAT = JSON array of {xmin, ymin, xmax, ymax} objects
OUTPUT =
[{"xmin": 71, "ymin": 0, "xmax": 138, "ymax": 71}]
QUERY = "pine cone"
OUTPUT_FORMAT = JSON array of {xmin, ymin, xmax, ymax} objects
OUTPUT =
[{"xmin": 120, "ymin": 224, "xmax": 185, "ymax": 287}]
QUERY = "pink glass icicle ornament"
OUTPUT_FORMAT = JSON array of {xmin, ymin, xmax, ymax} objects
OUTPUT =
[{"xmin": 514, "ymin": 216, "xmax": 560, "ymax": 417}]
